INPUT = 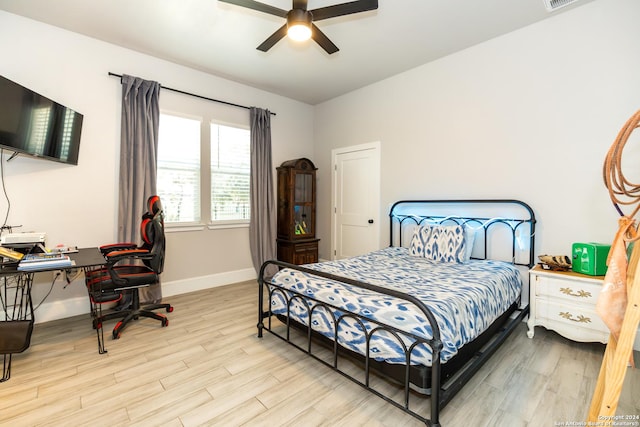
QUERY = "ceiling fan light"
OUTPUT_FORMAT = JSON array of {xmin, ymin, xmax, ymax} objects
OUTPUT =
[
  {"xmin": 287, "ymin": 9, "xmax": 312, "ymax": 42},
  {"xmin": 288, "ymin": 24, "xmax": 311, "ymax": 41}
]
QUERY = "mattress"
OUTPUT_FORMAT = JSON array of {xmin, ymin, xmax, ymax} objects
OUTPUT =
[{"xmin": 268, "ymin": 246, "xmax": 522, "ymax": 366}]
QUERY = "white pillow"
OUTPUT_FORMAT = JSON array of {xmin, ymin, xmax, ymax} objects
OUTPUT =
[
  {"xmin": 463, "ymin": 224, "xmax": 476, "ymax": 262},
  {"xmin": 409, "ymin": 224, "xmax": 467, "ymax": 263}
]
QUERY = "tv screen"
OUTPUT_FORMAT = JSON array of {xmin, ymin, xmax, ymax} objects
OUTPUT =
[{"xmin": 0, "ymin": 75, "xmax": 83, "ymax": 165}]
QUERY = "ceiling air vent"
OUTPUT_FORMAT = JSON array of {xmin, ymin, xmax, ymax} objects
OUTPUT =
[{"xmin": 543, "ymin": 0, "xmax": 580, "ymax": 11}]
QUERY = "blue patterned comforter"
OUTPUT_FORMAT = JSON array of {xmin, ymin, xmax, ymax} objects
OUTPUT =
[{"xmin": 269, "ymin": 247, "xmax": 522, "ymax": 366}]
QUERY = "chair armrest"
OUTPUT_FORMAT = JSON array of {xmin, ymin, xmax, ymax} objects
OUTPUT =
[
  {"xmin": 104, "ymin": 248, "xmax": 152, "ymax": 264},
  {"xmin": 100, "ymin": 243, "xmax": 137, "ymax": 255}
]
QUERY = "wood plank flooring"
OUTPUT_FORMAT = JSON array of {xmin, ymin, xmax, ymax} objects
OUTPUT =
[{"xmin": 1, "ymin": 280, "xmax": 638, "ymax": 426}]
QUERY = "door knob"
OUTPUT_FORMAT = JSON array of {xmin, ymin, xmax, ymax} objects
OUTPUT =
[{"xmin": 368, "ymin": 219, "xmax": 374, "ymax": 224}]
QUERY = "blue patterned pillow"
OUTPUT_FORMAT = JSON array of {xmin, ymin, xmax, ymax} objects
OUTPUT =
[
  {"xmin": 409, "ymin": 224, "xmax": 467, "ymax": 263},
  {"xmin": 409, "ymin": 227, "xmax": 429, "ymax": 257}
]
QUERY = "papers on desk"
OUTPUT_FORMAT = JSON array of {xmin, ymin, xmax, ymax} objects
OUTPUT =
[
  {"xmin": 18, "ymin": 253, "xmax": 73, "ymax": 271},
  {"xmin": 50, "ymin": 245, "xmax": 79, "ymax": 254}
]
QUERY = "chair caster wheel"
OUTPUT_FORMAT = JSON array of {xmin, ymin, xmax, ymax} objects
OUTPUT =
[
  {"xmin": 162, "ymin": 318, "xmax": 169, "ymax": 327},
  {"xmin": 167, "ymin": 306, "xmax": 174, "ymax": 313}
]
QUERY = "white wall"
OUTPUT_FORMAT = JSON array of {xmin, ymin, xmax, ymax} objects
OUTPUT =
[
  {"xmin": 0, "ymin": 10, "xmax": 314, "ymax": 322},
  {"xmin": 313, "ymin": 0, "xmax": 640, "ymax": 262}
]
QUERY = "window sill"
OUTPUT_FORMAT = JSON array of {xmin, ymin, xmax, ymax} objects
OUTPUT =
[
  {"xmin": 208, "ymin": 221, "xmax": 249, "ymax": 230},
  {"xmin": 165, "ymin": 221, "xmax": 250, "ymax": 232},
  {"xmin": 165, "ymin": 223, "xmax": 206, "ymax": 233}
]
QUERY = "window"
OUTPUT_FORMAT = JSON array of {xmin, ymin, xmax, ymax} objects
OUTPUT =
[
  {"xmin": 157, "ymin": 112, "xmax": 250, "ymax": 226},
  {"xmin": 157, "ymin": 113, "xmax": 201, "ymax": 223},
  {"xmin": 210, "ymin": 123, "xmax": 250, "ymax": 222}
]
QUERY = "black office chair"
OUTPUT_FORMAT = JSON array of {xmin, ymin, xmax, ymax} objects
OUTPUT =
[{"xmin": 86, "ymin": 195, "xmax": 172, "ymax": 353}]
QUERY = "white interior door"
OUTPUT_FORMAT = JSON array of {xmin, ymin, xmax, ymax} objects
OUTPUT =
[{"xmin": 332, "ymin": 142, "xmax": 380, "ymax": 260}]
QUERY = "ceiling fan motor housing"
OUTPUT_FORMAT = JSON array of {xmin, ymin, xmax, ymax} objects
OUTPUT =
[
  {"xmin": 287, "ymin": 8, "xmax": 313, "ymax": 28},
  {"xmin": 287, "ymin": 8, "xmax": 313, "ymax": 35}
]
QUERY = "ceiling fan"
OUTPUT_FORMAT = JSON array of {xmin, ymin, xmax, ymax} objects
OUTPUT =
[{"xmin": 218, "ymin": 0, "xmax": 378, "ymax": 54}]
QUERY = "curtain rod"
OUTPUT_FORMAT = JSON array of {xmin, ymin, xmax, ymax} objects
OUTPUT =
[{"xmin": 108, "ymin": 72, "xmax": 275, "ymax": 116}]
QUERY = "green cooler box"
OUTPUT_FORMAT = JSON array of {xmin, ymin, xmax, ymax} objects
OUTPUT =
[{"xmin": 571, "ymin": 242, "xmax": 611, "ymax": 276}]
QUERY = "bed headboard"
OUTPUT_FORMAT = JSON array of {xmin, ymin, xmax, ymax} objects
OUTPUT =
[{"xmin": 389, "ymin": 199, "xmax": 536, "ymax": 268}]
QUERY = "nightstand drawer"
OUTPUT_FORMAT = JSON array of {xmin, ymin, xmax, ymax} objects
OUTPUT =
[
  {"xmin": 535, "ymin": 298, "xmax": 607, "ymax": 331},
  {"xmin": 535, "ymin": 275, "xmax": 601, "ymax": 306}
]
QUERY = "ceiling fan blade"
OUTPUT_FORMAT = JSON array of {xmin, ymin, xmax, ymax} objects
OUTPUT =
[
  {"xmin": 292, "ymin": 0, "xmax": 308, "ymax": 10},
  {"xmin": 311, "ymin": 24, "xmax": 339, "ymax": 54},
  {"xmin": 218, "ymin": 0, "xmax": 287, "ymax": 18},
  {"xmin": 257, "ymin": 24, "xmax": 288, "ymax": 52},
  {"xmin": 310, "ymin": 0, "xmax": 378, "ymax": 21}
]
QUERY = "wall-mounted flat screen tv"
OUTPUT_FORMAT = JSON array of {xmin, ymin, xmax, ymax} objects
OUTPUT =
[{"xmin": 0, "ymin": 75, "xmax": 83, "ymax": 165}]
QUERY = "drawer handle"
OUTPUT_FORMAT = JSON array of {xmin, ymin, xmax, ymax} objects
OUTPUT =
[
  {"xmin": 559, "ymin": 311, "xmax": 591, "ymax": 323},
  {"xmin": 559, "ymin": 287, "xmax": 592, "ymax": 298}
]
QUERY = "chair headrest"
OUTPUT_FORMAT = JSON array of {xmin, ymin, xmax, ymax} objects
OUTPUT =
[{"xmin": 148, "ymin": 195, "xmax": 162, "ymax": 216}]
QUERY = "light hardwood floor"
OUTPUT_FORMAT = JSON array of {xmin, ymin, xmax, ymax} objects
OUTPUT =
[{"xmin": 1, "ymin": 280, "xmax": 638, "ymax": 426}]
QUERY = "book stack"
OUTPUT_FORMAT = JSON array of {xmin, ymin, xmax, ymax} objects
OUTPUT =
[{"xmin": 17, "ymin": 252, "xmax": 73, "ymax": 271}]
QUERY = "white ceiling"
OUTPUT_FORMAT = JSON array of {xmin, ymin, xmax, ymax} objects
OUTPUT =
[{"xmin": 0, "ymin": 0, "xmax": 595, "ymax": 105}]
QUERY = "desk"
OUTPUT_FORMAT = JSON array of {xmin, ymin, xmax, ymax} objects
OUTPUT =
[{"xmin": 0, "ymin": 247, "xmax": 105, "ymax": 382}]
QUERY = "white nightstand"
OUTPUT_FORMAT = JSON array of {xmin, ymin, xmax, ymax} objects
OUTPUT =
[{"xmin": 527, "ymin": 265, "xmax": 609, "ymax": 343}]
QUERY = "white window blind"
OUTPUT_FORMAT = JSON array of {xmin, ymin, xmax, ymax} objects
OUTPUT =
[
  {"xmin": 157, "ymin": 113, "xmax": 201, "ymax": 223},
  {"xmin": 210, "ymin": 123, "xmax": 250, "ymax": 222}
]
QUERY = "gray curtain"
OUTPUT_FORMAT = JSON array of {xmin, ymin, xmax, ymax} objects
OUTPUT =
[
  {"xmin": 118, "ymin": 74, "xmax": 162, "ymax": 303},
  {"xmin": 249, "ymin": 107, "xmax": 278, "ymax": 277}
]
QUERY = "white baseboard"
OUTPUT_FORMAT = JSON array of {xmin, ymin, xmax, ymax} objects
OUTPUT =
[
  {"xmin": 31, "ymin": 267, "xmax": 257, "ymax": 324},
  {"xmin": 162, "ymin": 268, "xmax": 256, "ymax": 297}
]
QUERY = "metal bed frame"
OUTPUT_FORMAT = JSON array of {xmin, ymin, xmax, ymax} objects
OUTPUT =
[{"xmin": 257, "ymin": 199, "xmax": 536, "ymax": 426}]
